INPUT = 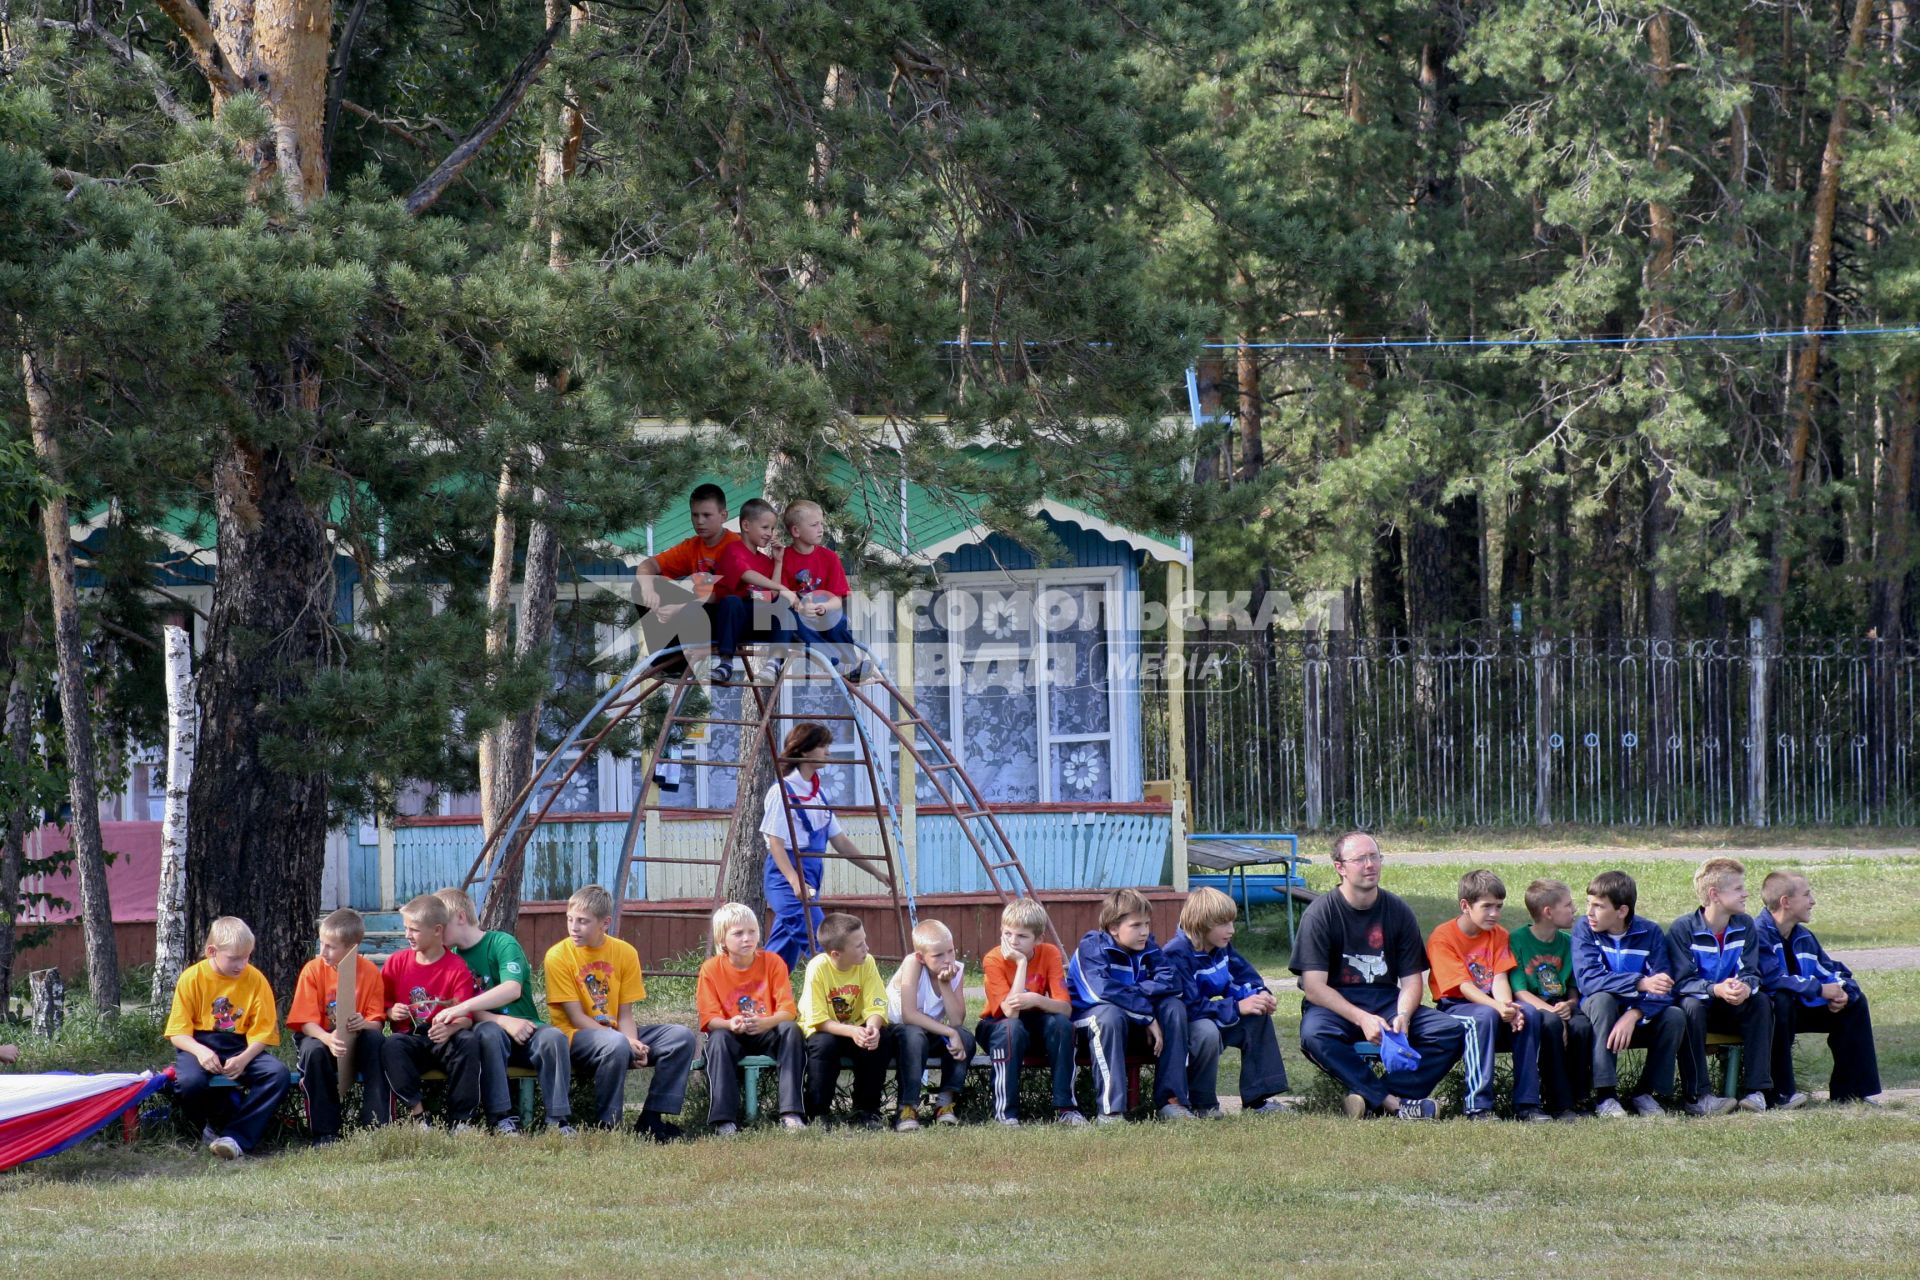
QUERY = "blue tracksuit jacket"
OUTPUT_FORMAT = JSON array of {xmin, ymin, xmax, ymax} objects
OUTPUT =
[
  {"xmin": 1755, "ymin": 910, "xmax": 1861, "ymax": 1008},
  {"xmin": 1571, "ymin": 915, "xmax": 1676, "ymax": 1017},
  {"xmin": 1067, "ymin": 930, "xmax": 1180, "ymax": 1023},
  {"xmin": 1667, "ymin": 908, "xmax": 1762, "ymax": 1001},
  {"xmin": 1163, "ymin": 930, "xmax": 1269, "ymax": 1027}
]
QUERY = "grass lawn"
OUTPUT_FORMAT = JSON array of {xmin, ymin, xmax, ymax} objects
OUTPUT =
[
  {"xmin": 4, "ymin": 1108, "xmax": 1917, "ymax": 1278},
  {"xmin": 1231, "ymin": 855, "xmax": 1920, "ymax": 959},
  {"xmin": 1357, "ymin": 825, "xmax": 1920, "ymax": 853}
]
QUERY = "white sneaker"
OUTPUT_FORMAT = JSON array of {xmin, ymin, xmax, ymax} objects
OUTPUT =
[
  {"xmin": 1250, "ymin": 1098, "xmax": 1296, "ymax": 1115},
  {"xmin": 1157, "ymin": 1102, "xmax": 1197, "ymax": 1121},
  {"xmin": 1627, "ymin": 1094, "xmax": 1666, "ymax": 1117},
  {"xmin": 1775, "ymin": 1091, "xmax": 1811, "ymax": 1111},
  {"xmin": 1594, "ymin": 1097, "xmax": 1628, "ymax": 1118},
  {"xmin": 711, "ymin": 1122, "xmax": 739, "ymax": 1137},
  {"xmin": 994, "ymin": 1116, "xmax": 1022, "ymax": 1128},
  {"xmin": 1738, "ymin": 1091, "xmax": 1768, "ymax": 1114},
  {"xmin": 781, "ymin": 1114, "xmax": 808, "ymax": 1131},
  {"xmin": 1684, "ymin": 1095, "xmax": 1737, "ymax": 1118},
  {"xmin": 208, "ymin": 1136, "xmax": 242, "ymax": 1160}
]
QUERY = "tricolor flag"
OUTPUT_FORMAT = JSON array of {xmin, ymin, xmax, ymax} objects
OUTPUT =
[{"xmin": 0, "ymin": 1069, "xmax": 174, "ymax": 1172}]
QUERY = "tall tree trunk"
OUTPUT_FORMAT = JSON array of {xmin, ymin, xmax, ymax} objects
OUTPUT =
[
  {"xmin": 719, "ymin": 698, "xmax": 776, "ymax": 921},
  {"xmin": 1766, "ymin": 0, "xmax": 1876, "ymax": 639},
  {"xmin": 1868, "ymin": 371, "xmax": 1918, "ymax": 812},
  {"xmin": 478, "ymin": 4, "xmax": 585, "ymax": 933},
  {"xmin": 1234, "ymin": 280, "xmax": 1263, "ymax": 486},
  {"xmin": 24, "ymin": 344, "xmax": 121, "ymax": 1014},
  {"xmin": 189, "ymin": 441, "xmax": 334, "ymax": 1006},
  {"xmin": 479, "ymin": 500, "xmax": 560, "ymax": 934},
  {"xmin": 0, "ymin": 613, "xmax": 38, "ymax": 1007},
  {"xmin": 1644, "ymin": 8, "xmax": 1680, "ymax": 818},
  {"xmin": 152, "ymin": 620, "xmax": 196, "ymax": 1005},
  {"xmin": 476, "ymin": 461, "xmax": 521, "ymax": 835}
]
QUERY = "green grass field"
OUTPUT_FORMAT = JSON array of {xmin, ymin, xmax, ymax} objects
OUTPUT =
[
  {"xmin": 4, "ymin": 1110, "xmax": 1917, "ymax": 1278},
  {"xmin": 1357, "ymin": 825, "xmax": 1920, "ymax": 853}
]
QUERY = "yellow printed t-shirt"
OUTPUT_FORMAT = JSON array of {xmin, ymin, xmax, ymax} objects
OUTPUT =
[
  {"xmin": 164, "ymin": 959, "xmax": 280, "ymax": 1045},
  {"xmin": 544, "ymin": 936, "xmax": 646, "ymax": 1038},
  {"xmin": 798, "ymin": 953, "xmax": 887, "ymax": 1037}
]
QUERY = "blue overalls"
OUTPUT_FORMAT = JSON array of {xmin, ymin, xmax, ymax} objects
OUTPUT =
[{"xmin": 765, "ymin": 775, "xmax": 829, "ymax": 969}]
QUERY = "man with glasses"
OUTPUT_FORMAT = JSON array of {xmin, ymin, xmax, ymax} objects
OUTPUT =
[{"xmin": 1290, "ymin": 831, "xmax": 1465, "ymax": 1118}]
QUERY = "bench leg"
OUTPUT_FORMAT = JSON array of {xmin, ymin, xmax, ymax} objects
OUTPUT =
[
  {"xmin": 1126, "ymin": 1062, "xmax": 1142, "ymax": 1112},
  {"xmin": 743, "ymin": 1062, "xmax": 760, "ymax": 1121},
  {"xmin": 122, "ymin": 1110, "xmax": 138, "ymax": 1145},
  {"xmin": 518, "ymin": 1077, "xmax": 535, "ymax": 1128},
  {"xmin": 1722, "ymin": 1046, "xmax": 1742, "ymax": 1100}
]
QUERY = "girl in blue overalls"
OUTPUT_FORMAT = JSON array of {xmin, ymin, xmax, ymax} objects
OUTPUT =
[{"xmin": 759, "ymin": 722, "xmax": 884, "ymax": 968}]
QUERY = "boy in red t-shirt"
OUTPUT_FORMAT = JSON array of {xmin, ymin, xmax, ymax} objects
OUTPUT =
[
  {"xmin": 287, "ymin": 907, "xmax": 389, "ymax": 1141},
  {"xmin": 709, "ymin": 498, "xmax": 798, "ymax": 684},
  {"xmin": 380, "ymin": 893, "xmax": 482, "ymax": 1129},
  {"xmin": 772, "ymin": 499, "xmax": 867, "ymax": 681},
  {"xmin": 696, "ymin": 902, "xmax": 805, "ymax": 1133},
  {"xmin": 977, "ymin": 898, "xmax": 1083, "ymax": 1126},
  {"xmin": 633, "ymin": 483, "xmax": 743, "ymax": 676},
  {"xmin": 1426, "ymin": 869, "xmax": 1547, "ymax": 1121}
]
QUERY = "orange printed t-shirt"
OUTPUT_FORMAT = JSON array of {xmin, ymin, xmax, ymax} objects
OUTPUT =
[
  {"xmin": 981, "ymin": 942, "xmax": 1068, "ymax": 1018},
  {"xmin": 652, "ymin": 532, "xmax": 743, "ymax": 601},
  {"xmin": 286, "ymin": 954, "xmax": 387, "ymax": 1033},
  {"xmin": 696, "ymin": 950, "xmax": 798, "ymax": 1030},
  {"xmin": 1426, "ymin": 918, "xmax": 1516, "ymax": 1002}
]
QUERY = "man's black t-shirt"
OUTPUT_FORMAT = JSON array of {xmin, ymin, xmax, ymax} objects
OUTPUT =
[{"xmin": 1288, "ymin": 887, "xmax": 1427, "ymax": 991}]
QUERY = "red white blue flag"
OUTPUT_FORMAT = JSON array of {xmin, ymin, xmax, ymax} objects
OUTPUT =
[{"xmin": 0, "ymin": 1069, "xmax": 174, "ymax": 1171}]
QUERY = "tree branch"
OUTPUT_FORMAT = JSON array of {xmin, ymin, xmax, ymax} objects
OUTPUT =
[
  {"xmin": 403, "ymin": 9, "xmax": 569, "ymax": 217},
  {"xmin": 149, "ymin": 0, "xmax": 246, "ymax": 100},
  {"xmin": 322, "ymin": 0, "xmax": 377, "ymax": 168},
  {"xmin": 36, "ymin": 17, "xmax": 198, "ymax": 127}
]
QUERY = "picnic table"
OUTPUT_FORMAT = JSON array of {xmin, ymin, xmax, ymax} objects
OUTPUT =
[{"xmin": 1187, "ymin": 833, "xmax": 1314, "ymax": 937}]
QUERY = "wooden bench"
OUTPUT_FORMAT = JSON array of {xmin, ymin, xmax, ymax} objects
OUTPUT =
[{"xmin": 1351, "ymin": 1031, "xmax": 1748, "ymax": 1101}]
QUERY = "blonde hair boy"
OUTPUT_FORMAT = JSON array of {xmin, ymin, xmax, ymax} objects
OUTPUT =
[
  {"xmin": 166, "ymin": 914, "xmax": 290, "ymax": 1159},
  {"xmin": 1178, "ymin": 886, "xmax": 1238, "ymax": 938},
  {"xmin": 981, "ymin": 897, "xmax": 1079, "ymax": 1125}
]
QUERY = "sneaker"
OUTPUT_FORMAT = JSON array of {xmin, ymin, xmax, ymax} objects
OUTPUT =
[
  {"xmin": 1517, "ymin": 1107, "xmax": 1552, "ymax": 1124},
  {"xmin": 1092, "ymin": 1112, "xmax": 1124, "ymax": 1126},
  {"xmin": 450, "ymin": 1121, "xmax": 482, "ymax": 1135},
  {"xmin": 1738, "ymin": 1091, "xmax": 1768, "ymax": 1113},
  {"xmin": 1627, "ymin": 1094, "xmax": 1666, "ymax": 1117},
  {"xmin": 634, "ymin": 1115, "xmax": 687, "ymax": 1143},
  {"xmin": 1462, "ymin": 1110, "xmax": 1496, "ymax": 1122},
  {"xmin": 1774, "ymin": 1090, "xmax": 1811, "ymax": 1111},
  {"xmin": 1342, "ymin": 1093, "xmax": 1371, "ymax": 1120},
  {"xmin": 1250, "ymin": 1098, "xmax": 1296, "ymax": 1116},
  {"xmin": 845, "ymin": 662, "xmax": 871, "ymax": 684},
  {"xmin": 1193, "ymin": 1106, "xmax": 1224, "ymax": 1119},
  {"xmin": 552, "ymin": 1123, "xmax": 578, "ymax": 1137},
  {"xmin": 1684, "ymin": 1095, "xmax": 1737, "ymax": 1118},
  {"xmin": 200, "ymin": 1125, "xmax": 219, "ymax": 1145},
  {"xmin": 414, "ymin": 1117, "xmax": 436, "ymax": 1133},
  {"xmin": 995, "ymin": 1117, "xmax": 1022, "ymax": 1128},
  {"xmin": 1055, "ymin": 1109, "xmax": 1088, "ymax": 1127},
  {"xmin": 709, "ymin": 661, "xmax": 733, "ymax": 686},
  {"xmin": 1594, "ymin": 1097, "xmax": 1628, "ymax": 1119},
  {"xmin": 711, "ymin": 1122, "xmax": 739, "ymax": 1137},
  {"xmin": 1393, "ymin": 1098, "xmax": 1439, "ymax": 1120},
  {"xmin": 854, "ymin": 1111, "xmax": 885, "ymax": 1131},
  {"xmin": 934, "ymin": 1102, "xmax": 959, "ymax": 1126},
  {"xmin": 494, "ymin": 1117, "xmax": 523, "ymax": 1136},
  {"xmin": 894, "ymin": 1106, "xmax": 922, "ymax": 1132},
  {"xmin": 780, "ymin": 1114, "xmax": 808, "ymax": 1130},
  {"xmin": 757, "ymin": 659, "xmax": 783, "ymax": 684},
  {"xmin": 1157, "ymin": 1102, "xmax": 1197, "ymax": 1121},
  {"xmin": 208, "ymin": 1136, "xmax": 242, "ymax": 1160}
]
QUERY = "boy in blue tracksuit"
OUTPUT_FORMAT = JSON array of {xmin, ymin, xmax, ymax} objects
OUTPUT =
[
  {"xmin": 1164, "ymin": 887, "xmax": 1291, "ymax": 1117},
  {"xmin": 1757, "ymin": 869, "xmax": 1881, "ymax": 1106},
  {"xmin": 1668, "ymin": 857, "xmax": 1774, "ymax": 1113},
  {"xmin": 1572, "ymin": 870, "xmax": 1691, "ymax": 1117},
  {"xmin": 1067, "ymin": 887, "xmax": 1192, "ymax": 1121}
]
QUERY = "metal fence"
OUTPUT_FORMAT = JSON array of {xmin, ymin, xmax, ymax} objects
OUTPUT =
[{"xmin": 1141, "ymin": 629, "xmax": 1920, "ymax": 831}]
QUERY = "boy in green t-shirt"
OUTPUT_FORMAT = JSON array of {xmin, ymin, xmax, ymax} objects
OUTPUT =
[
  {"xmin": 436, "ymin": 887, "xmax": 575, "ymax": 1135},
  {"xmin": 1511, "ymin": 879, "xmax": 1594, "ymax": 1118}
]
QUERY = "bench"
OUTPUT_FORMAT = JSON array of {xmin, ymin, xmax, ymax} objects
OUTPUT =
[
  {"xmin": 1351, "ymin": 1032, "xmax": 1748, "ymax": 1101},
  {"xmin": 200, "ymin": 1065, "xmax": 542, "ymax": 1127}
]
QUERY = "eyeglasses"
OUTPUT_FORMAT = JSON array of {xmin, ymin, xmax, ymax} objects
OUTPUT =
[{"xmin": 1338, "ymin": 853, "xmax": 1385, "ymax": 866}]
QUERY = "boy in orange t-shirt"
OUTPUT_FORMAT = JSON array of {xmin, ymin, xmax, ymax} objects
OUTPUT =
[
  {"xmin": 977, "ymin": 898, "xmax": 1083, "ymax": 1126},
  {"xmin": 1426, "ymin": 869, "xmax": 1546, "ymax": 1121},
  {"xmin": 633, "ymin": 483, "xmax": 745, "ymax": 675},
  {"xmin": 696, "ymin": 902, "xmax": 805, "ymax": 1134},
  {"xmin": 287, "ymin": 907, "xmax": 390, "ymax": 1141}
]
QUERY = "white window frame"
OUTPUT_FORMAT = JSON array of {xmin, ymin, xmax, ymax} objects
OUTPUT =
[{"xmin": 918, "ymin": 566, "xmax": 1129, "ymax": 804}]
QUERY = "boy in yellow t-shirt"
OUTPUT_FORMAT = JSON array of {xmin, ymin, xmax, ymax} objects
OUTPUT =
[
  {"xmin": 543, "ymin": 884, "xmax": 696, "ymax": 1139},
  {"xmin": 165, "ymin": 917, "xmax": 293, "ymax": 1159},
  {"xmin": 799, "ymin": 912, "xmax": 893, "ymax": 1128}
]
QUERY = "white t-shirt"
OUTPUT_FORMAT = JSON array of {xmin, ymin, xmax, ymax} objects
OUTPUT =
[
  {"xmin": 759, "ymin": 772, "xmax": 844, "ymax": 852},
  {"xmin": 886, "ymin": 959, "xmax": 966, "ymax": 1023}
]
